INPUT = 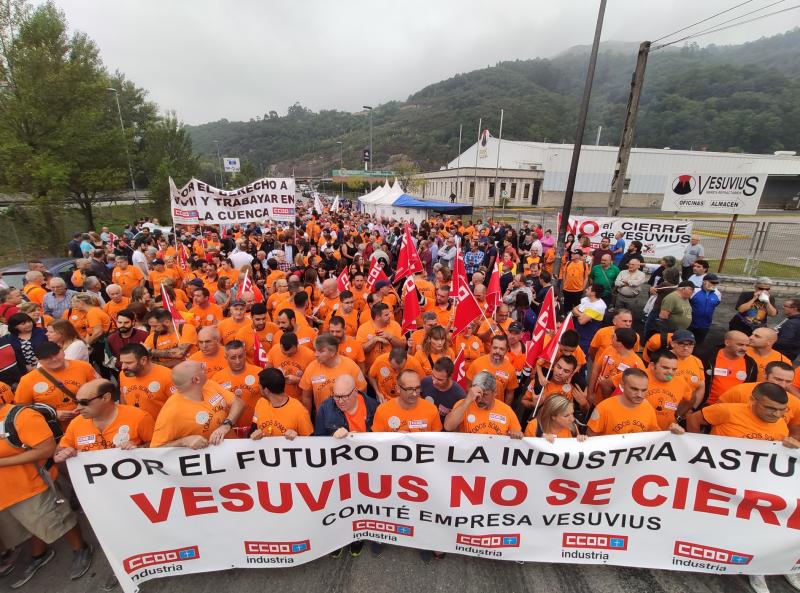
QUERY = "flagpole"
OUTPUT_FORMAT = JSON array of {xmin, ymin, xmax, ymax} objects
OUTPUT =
[
  {"xmin": 531, "ymin": 313, "xmax": 573, "ymax": 418},
  {"xmin": 471, "ymin": 118, "xmax": 481, "ymax": 208}
]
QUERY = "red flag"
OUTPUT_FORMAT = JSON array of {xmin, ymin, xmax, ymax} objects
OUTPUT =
[
  {"xmin": 177, "ymin": 243, "xmax": 189, "ymax": 270},
  {"xmin": 524, "ymin": 287, "xmax": 557, "ymax": 368},
  {"xmin": 450, "ymin": 281, "xmax": 483, "ymax": 337},
  {"xmin": 107, "ymin": 231, "xmax": 119, "ymax": 244},
  {"xmin": 485, "ymin": 262, "xmax": 501, "ymax": 316},
  {"xmin": 366, "ymin": 259, "xmax": 390, "ymax": 293},
  {"xmin": 160, "ymin": 284, "xmax": 185, "ymax": 326},
  {"xmin": 450, "ymin": 242, "xmax": 465, "ymax": 300},
  {"xmin": 238, "ymin": 269, "xmax": 264, "ymax": 303},
  {"xmin": 541, "ymin": 313, "xmax": 575, "ymax": 365},
  {"xmin": 401, "ymin": 276, "xmax": 421, "ymax": 333},
  {"xmin": 336, "ymin": 268, "xmax": 351, "ymax": 293},
  {"xmin": 452, "ymin": 345, "xmax": 467, "ymax": 390},
  {"xmin": 395, "ymin": 224, "xmax": 423, "ymax": 281},
  {"xmin": 253, "ymin": 332, "xmax": 269, "ymax": 368}
]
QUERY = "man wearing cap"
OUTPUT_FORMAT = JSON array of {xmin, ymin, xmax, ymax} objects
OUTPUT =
[
  {"xmin": 147, "ymin": 259, "xmax": 171, "ymax": 293},
  {"xmin": 218, "ymin": 299, "xmax": 250, "ymax": 344},
  {"xmin": 668, "ymin": 329, "xmax": 705, "ymax": 407},
  {"xmin": 729, "ymin": 277, "xmax": 778, "ymax": 336},
  {"xmin": 688, "ymin": 273, "xmax": 722, "ymax": 345},
  {"xmin": 658, "ymin": 281, "xmax": 695, "ymax": 331}
]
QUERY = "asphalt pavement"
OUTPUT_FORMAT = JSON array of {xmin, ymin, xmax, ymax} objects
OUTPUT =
[{"xmin": 3, "ymin": 295, "xmax": 797, "ymax": 593}]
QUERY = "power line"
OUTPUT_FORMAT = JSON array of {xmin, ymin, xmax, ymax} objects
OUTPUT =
[
  {"xmin": 652, "ymin": 3, "xmax": 799, "ymax": 50},
  {"xmin": 652, "ymin": 0, "xmax": 756, "ymax": 43}
]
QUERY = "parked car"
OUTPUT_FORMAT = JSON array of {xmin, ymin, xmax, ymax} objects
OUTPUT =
[{"xmin": 0, "ymin": 258, "xmax": 76, "ymax": 290}]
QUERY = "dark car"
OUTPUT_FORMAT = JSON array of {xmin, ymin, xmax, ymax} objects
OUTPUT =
[{"xmin": 0, "ymin": 258, "xmax": 76, "ymax": 290}]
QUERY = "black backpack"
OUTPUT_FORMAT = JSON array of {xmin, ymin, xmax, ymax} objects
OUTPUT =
[{"xmin": 3, "ymin": 403, "xmax": 64, "ymax": 470}]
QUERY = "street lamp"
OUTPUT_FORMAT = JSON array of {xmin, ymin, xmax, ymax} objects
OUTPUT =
[
  {"xmin": 212, "ymin": 140, "xmax": 224, "ymax": 189},
  {"xmin": 105, "ymin": 88, "xmax": 139, "ymax": 217},
  {"xmin": 336, "ymin": 141, "xmax": 343, "ymax": 198},
  {"xmin": 362, "ymin": 105, "xmax": 373, "ymax": 172}
]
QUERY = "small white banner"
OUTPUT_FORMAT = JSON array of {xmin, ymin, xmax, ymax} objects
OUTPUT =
[
  {"xmin": 68, "ymin": 433, "xmax": 800, "ymax": 593},
  {"xmin": 661, "ymin": 172, "xmax": 767, "ymax": 214},
  {"xmin": 223, "ymin": 157, "xmax": 241, "ymax": 173}
]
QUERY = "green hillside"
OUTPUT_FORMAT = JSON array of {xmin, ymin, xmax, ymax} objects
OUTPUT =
[{"xmin": 187, "ymin": 28, "xmax": 800, "ymax": 176}]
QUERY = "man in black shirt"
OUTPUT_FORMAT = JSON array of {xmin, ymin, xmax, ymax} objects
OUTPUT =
[{"xmin": 419, "ymin": 357, "xmax": 465, "ymax": 421}]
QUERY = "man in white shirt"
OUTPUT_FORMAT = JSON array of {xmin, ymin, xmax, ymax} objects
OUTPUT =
[
  {"xmin": 687, "ymin": 259, "xmax": 709, "ymax": 288},
  {"xmin": 132, "ymin": 243, "xmax": 149, "ymax": 276},
  {"xmin": 229, "ymin": 241, "xmax": 254, "ymax": 269},
  {"xmin": 613, "ymin": 259, "xmax": 647, "ymax": 312}
]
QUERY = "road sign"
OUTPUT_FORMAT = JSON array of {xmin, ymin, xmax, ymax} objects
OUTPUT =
[
  {"xmin": 224, "ymin": 158, "xmax": 241, "ymax": 173},
  {"xmin": 362, "ymin": 149, "xmax": 371, "ymax": 163}
]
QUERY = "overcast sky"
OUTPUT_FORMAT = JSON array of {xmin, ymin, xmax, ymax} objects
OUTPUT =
[{"xmin": 52, "ymin": 0, "xmax": 797, "ymax": 125}]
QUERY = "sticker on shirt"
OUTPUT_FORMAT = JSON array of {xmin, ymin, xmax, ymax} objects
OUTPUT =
[
  {"xmin": 488, "ymin": 412, "xmax": 507, "ymax": 424},
  {"xmin": 495, "ymin": 370, "xmax": 509, "ymax": 380},
  {"xmin": 562, "ymin": 384, "xmax": 572, "ymax": 393},
  {"xmin": 311, "ymin": 375, "xmax": 327, "ymax": 384},
  {"xmin": 195, "ymin": 411, "xmax": 210, "ymax": 425},
  {"xmin": 113, "ymin": 430, "xmax": 130, "ymax": 447},
  {"xmin": 736, "ymin": 371, "xmax": 748, "ymax": 381},
  {"xmin": 408, "ymin": 419, "xmax": 428, "ymax": 430},
  {"xmin": 148, "ymin": 381, "xmax": 161, "ymax": 393},
  {"xmin": 472, "ymin": 342, "xmax": 480, "ymax": 349},
  {"xmin": 467, "ymin": 414, "xmax": 476, "ymax": 423},
  {"xmin": 219, "ymin": 382, "xmax": 232, "ymax": 389},
  {"xmin": 33, "ymin": 381, "xmax": 50, "ymax": 394},
  {"xmin": 245, "ymin": 375, "xmax": 256, "ymax": 386},
  {"xmin": 380, "ymin": 367, "xmax": 390, "ymax": 378},
  {"xmin": 713, "ymin": 367, "xmax": 729, "ymax": 377},
  {"xmin": 266, "ymin": 333, "xmax": 274, "ymax": 342},
  {"xmin": 387, "ymin": 416, "xmax": 401, "ymax": 430},
  {"xmin": 345, "ymin": 347, "xmax": 353, "ymax": 353},
  {"xmin": 206, "ymin": 314, "xmax": 214, "ymax": 321},
  {"xmin": 617, "ymin": 363, "xmax": 630, "ymax": 372},
  {"xmin": 208, "ymin": 394, "xmax": 225, "ymax": 408},
  {"xmin": 77, "ymin": 434, "xmax": 97, "ymax": 446},
  {"xmin": 690, "ymin": 375, "xmax": 698, "ymax": 383},
  {"xmin": 663, "ymin": 401, "xmax": 679, "ymax": 411}
]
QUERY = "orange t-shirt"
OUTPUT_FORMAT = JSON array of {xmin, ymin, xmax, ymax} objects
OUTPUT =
[
  {"xmin": 702, "ymin": 403, "xmax": 789, "ymax": 441},
  {"xmin": 190, "ymin": 303, "xmax": 224, "ymax": 327},
  {"xmin": 85, "ymin": 306, "xmax": 112, "ymax": 334},
  {"xmin": 120, "ymin": 363, "xmax": 176, "ymax": 421},
  {"xmin": 15, "ymin": 361, "xmax": 99, "ymax": 417},
  {"xmin": 273, "ymin": 325, "xmax": 318, "ymax": 351},
  {"xmin": 299, "ymin": 357, "xmax": 367, "ymax": 409},
  {"xmin": 644, "ymin": 368, "xmax": 692, "ymax": 430},
  {"xmin": 338, "ymin": 337, "xmax": 366, "ymax": 367},
  {"xmin": 60, "ymin": 404, "xmax": 154, "ymax": 451},
  {"xmin": 0, "ymin": 381, "xmax": 14, "ymax": 405},
  {"xmin": 465, "ymin": 355, "xmax": 520, "ymax": 398},
  {"xmin": 326, "ymin": 307, "xmax": 366, "ymax": 337},
  {"xmin": 451, "ymin": 399, "xmax": 522, "ymax": 435},
  {"xmin": 590, "ymin": 326, "xmax": 641, "ymax": 359},
  {"xmin": 264, "ymin": 344, "xmax": 317, "ymax": 400},
  {"xmin": 252, "ymin": 396, "xmax": 313, "ymax": 436},
  {"xmin": 143, "ymin": 323, "xmax": 199, "ymax": 361},
  {"xmin": 536, "ymin": 341, "xmax": 587, "ymax": 371},
  {"xmin": 368, "ymin": 353, "xmax": 425, "ymax": 400},
  {"xmin": 112, "ymin": 266, "xmax": 145, "ymax": 297},
  {"xmin": 150, "ymin": 393, "xmax": 227, "ymax": 447},
  {"xmin": 794, "ymin": 367, "xmax": 800, "ymax": 393},
  {"xmin": 265, "ymin": 270, "xmax": 287, "ymax": 292},
  {"xmin": 643, "ymin": 333, "xmax": 673, "ymax": 364},
  {"xmin": 413, "ymin": 348, "xmax": 455, "ymax": 377},
  {"xmin": 103, "ymin": 297, "xmax": 131, "ymax": 322},
  {"xmin": 747, "ymin": 348, "xmax": 790, "ymax": 382},
  {"xmin": 212, "ymin": 364, "xmax": 264, "ymax": 427},
  {"xmin": 674, "ymin": 355, "xmax": 705, "ymax": 393},
  {"xmin": 372, "ymin": 397, "xmax": 442, "ymax": 432},
  {"xmin": 22, "ymin": 284, "xmax": 47, "ymax": 305},
  {"xmin": 593, "ymin": 346, "xmax": 645, "ymax": 395},
  {"xmin": 235, "ymin": 323, "xmax": 280, "ymax": 365},
  {"xmin": 344, "ymin": 395, "xmax": 368, "ymax": 433},
  {"xmin": 453, "ymin": 335, "xmax": 485, "ymax": 363},
  {"xmin": 0, "ymin": 405, "xmax": 55, "ymax": 510},
  {"xmin": 62, "ymin": 308, "xmax": 89, "ymax": 339},
  {"xmin": 148, "ymin": 270, "xmax": 172, "ymax": 291},
  {"xmin": 189, "ymin": 348, "xmax": 229, "ymax": 378},
  {"xmin": 719, "ymin": 382, "xmax": 800, "ymax": 427},
  {"xmin": 218, "ymin": 316, "xmax": 251, "ymax": 345},
  {"xmin": 561, "ymin": 260, "xmax": 589, "ymax": 292},
  {"xmin": 707, "ymin": 352, "xmax": 748, "ymax": 405},
  {"xmin": 523, "ymin": 380, "xmax": 576, "ymax": 407},
  {"xmin": 523, "ymin": 418, "xmax": 574, "ymax": 438},
  {"xmin": 587, "ymin": 396, "xmax": 660, "ymax": 435},
  {"xmin": 356, "ymin": 320, "xmax": 403, "ymax": 368},
  {"xmin": 477, "ymin": 318, "xmax": 513, "ymax": 349}
]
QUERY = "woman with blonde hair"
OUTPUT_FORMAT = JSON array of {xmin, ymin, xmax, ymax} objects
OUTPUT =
[
  {"xmin": 19, "ymin": 301, "xmax": 52, "ymax": 329},
  {"xmin": 46, "ymin": 319, "xmax": 89, "ymax": 361},
  {"xmin": 524, "ymin": 395, "xmax": 587, "ymax": 442},
  {"xmin": 414, "ymin": 325, "xmax": 454, "ymax": 376},
  {"xmin": 130, "ymin": 286, "xmax": 154, "ymax": 311}
]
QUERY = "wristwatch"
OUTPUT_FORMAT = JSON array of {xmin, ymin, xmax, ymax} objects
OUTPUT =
[{"xmin": 222, "ymin": 419, "xmax": 234, "ymax": 428}]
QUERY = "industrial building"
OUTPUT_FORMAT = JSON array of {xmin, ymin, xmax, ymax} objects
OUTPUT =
[{"xmin": 417, "ymin": 136, "xmax": 800, "ymax": 210}]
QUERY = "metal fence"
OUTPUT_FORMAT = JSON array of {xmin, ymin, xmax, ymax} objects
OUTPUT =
[{"xmin": 469, "ymin": 208, "xmax": 800, "ymax": 281}]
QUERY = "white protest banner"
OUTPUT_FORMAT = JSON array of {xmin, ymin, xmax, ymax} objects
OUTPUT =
[
  {"xmin": 170, "ymin": 177, "xmax": 296, "ymax": 226},
  {"xmin": 662, "ymin": 172, "xmax": 767, "ymax": 215},
  {"xmin": 562, "ymin": 215, "xmax": 692, "ymax": 259},
  {"xmin": 68, "ymin": 433, "xmax": 800, "ymax": 593}
]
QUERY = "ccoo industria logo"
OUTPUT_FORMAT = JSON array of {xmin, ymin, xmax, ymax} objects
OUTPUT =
[{"xmin": 672, "ymin": 175, "xmax": 696, "ymax": 195}]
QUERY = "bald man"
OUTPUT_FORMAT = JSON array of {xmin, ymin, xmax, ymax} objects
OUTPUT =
[
  {"xmin": 747, "ymin": 327, "xmax": 791, "ymax": 381},
  {"xmin": 702, "ymin": 330, "xmax": 758, "ymax": 406},
  {"xmin": 189, "ymin": 326, "xmax": 228, "ymax": 376},
  {"xmin": 150, "ymin": 361, "xmax": 242, "ymax": 448},
  {"xmin": 314, "ymin": 374, "xmax": 377, "ymax": 437},
  {"xmin": 313, "ymin": 278, "xmax": 341, "ymax": 324}
]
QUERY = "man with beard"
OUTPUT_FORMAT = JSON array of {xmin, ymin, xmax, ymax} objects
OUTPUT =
[
  {"xmin": 106, "ymin": 309, "xmax": 148, "ymax": 371},
  {"xmin": 235, "ymin": 303, "xmax": 280, "ymax": 365},
  {"xmin": 444, "ymin": 371, "xmax": 522, "ymax": 437},
  {"xmin": 118, "ymin": 343, "xmax": 176, "ymax": 421}
]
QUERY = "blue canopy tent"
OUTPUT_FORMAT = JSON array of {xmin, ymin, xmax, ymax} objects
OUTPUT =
[{"xmin": 391, "ymin": 194, "xmax": 474, "ymax": 215}]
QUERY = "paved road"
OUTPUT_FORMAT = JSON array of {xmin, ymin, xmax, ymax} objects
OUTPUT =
[{"xmin": 4, "ymin": 298, "xmax": 796, "ymax": 593}]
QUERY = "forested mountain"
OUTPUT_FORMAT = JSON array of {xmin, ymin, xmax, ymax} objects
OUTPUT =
[{"xmin": 187, "ymin": 28, "xmax": 800, "ymax": 176}]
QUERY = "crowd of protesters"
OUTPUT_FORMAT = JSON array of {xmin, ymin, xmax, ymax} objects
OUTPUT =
[{"xmin": 0, "ymin": 197, "xmax": 798, "ymax": 593}]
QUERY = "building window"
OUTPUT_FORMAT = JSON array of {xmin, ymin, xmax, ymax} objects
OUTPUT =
[
  {"xmin": 488, "ymin": 182, "xmax": 495, "ymax": 198},
  {"xmin": 500, "ymin": 182, "xmax": 506, "ymax": 194},
  {"xmin": 623, "ymin": 177, "xmax": 631, "ymax": 192},
  {"xmin": 524, "ymin": 183, "xmax": 530, "ymax": 199},
  {"xmin": 510, "ymin": 183, "xmax": 517, "ymax": 200},
  {"xmin": 469, "ymin": 182, "xmax": 475, "ymax": 198}
]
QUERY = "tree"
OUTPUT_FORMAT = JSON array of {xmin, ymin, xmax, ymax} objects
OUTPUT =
[
  {"xmin": 393, "ymin": 160, "xmax": 422, "ymax": 195},
  {"xmin": 0, "ymin": 1, "xmax": 135, "ymax": 243}
]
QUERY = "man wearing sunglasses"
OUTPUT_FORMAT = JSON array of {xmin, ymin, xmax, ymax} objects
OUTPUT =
[{"xmin": 729, "ymin": 277, "xmax": 778, "ymax": 336}]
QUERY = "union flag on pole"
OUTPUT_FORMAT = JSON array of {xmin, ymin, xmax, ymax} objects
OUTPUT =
[
  {"xmin": 450, "ymin": 282, "xmax": 483, "ymax": 337},
  {"xmin": 395, "ymin": 224, "xmax": 423, "ymax": 281},
  {"xmin": 524, "ymin": 287, "xmax": 557, "ymax": 368},
  {"xmin": 238, "ymin": 269, "xmax": 264, "ymax": 303},
  {"xmin": 540, "ymin": 313, "xmax": 575, "ymax": 365},
  {"xmin": 365, "ymin": 260, "xmax": 390, "ymax": 293},
  {"xmin": 452, "ymin": 345, "xmax": 467, "ymax": 390},
  {"xmin": 253, "ymin": 332, "xmax": 269, "ymax": 368},
  {"xmin": 336, "ymin": 268, "xmax": 351, "ymax": 293},
  {"xmin": 449, "ymin": 241, "xmax": 465, "ymax": 300},
  {"xmin": 160, "ymin": 284, "xmax": 185, "ymax": 326},
  {"xmin": 177, "ymin": 243, "xmax": 189, "ymax": 270},
  {"xmin": 401, "ymin": 276, "xmax": 421, "ymax": 333},
  {"xmin": 485, "ymin": 262, "xmax": 501, "ymax": 316}
]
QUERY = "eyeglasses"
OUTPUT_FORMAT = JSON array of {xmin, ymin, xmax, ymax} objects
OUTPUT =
[
  {"xmin": 398, "ymin": 385, "xmax": 422, "ymax": 394},
  {"xmin": 757, "ymin": 286, "xmax": 771, "ymax": 291},
  {"xmin": 76, "ymin": 394, "xmax": 103, "ymax": 406},
  {"xmin": 331, "ymin": 389, "xmax": 355, "ymax": 401}
]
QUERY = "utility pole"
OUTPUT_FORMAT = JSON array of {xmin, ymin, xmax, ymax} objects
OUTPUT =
[
  {"xmin": 336, "ymin": 141, "xmax": 343, "ymax": 199},
  {"xmin": 552, "ymin": 0, "xmax": 607, "ymax": 287},
  {"xmin": 607, "ymin": 41, "xmax": 650, "ymax": 216},
  {"xmin": 492, "ymin": 109, "xmax": 504, "ymax": 219},
  {"xmin": 455, "ymin": 124, "xmax": 462, "ymax": 201},
  {"xmin": 471, "ymin": 118, "xmax": 481, "ymax": 208},
  {"xmin": 105, "ymin": 88, "xmax": 139, "ymax": 217},
  {"xmin": 213, "ymin": 140, "xmax": 224, "ymax": 189}
]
